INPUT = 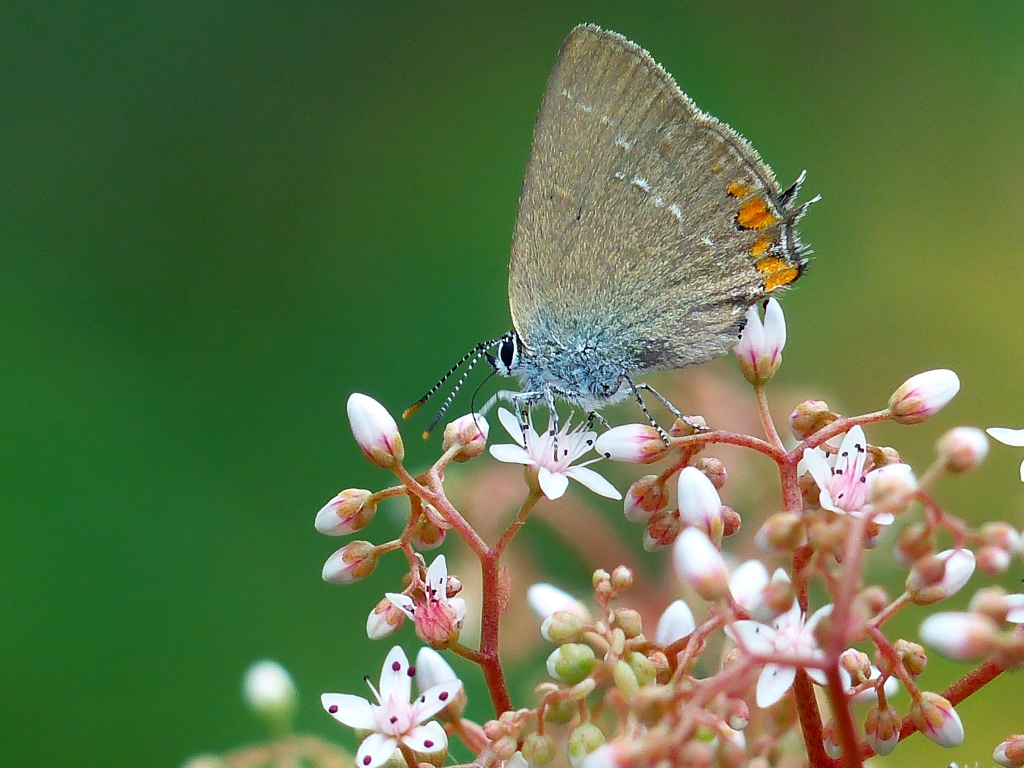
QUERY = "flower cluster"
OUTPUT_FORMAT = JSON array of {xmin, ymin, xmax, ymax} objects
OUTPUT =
[{"xmin": 296, "ymin": 298, "xmax": 1024, "ymax": 768}]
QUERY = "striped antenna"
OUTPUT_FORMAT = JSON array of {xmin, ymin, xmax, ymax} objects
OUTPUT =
[{"xmin": 403, "ymin": 336, "xmax": 505, "ymax": 437}]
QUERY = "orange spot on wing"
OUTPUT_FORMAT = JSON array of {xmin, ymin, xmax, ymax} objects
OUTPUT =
[
  {"xmin": 749, "ymin": 236, "xmax": 773, "ymax": 257},
  {"xmin": 736, "ymin": 198, "xmax": 779, "ymax": 230},
  {"xmin": 727, "ymin": 182, "xmax": 750, "ymax": 198},
  {"xmin": 755, "ymin": 256, "xmax": 788, "ymax": 274},
  {"xmin": 765, "ymin": 267, "xmax": 801, "ymax": 290}
]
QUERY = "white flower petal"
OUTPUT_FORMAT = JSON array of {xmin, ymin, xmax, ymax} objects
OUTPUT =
[
  {"xmin": 412, "ymin": 680, "xmax": 463, "ymax": 722},
  {"xmin": 385, "ymin": 593, "xmax": 416, "ymax": 621},
  {"xmin": 565, "ymin": 465, "xmax": 622, "ymax": 499},
  {"xmin": 378, "ymin": 646, "xmax": 412, "ymax": 705},
  {"xmin": 426, "ymin": 555, "xmax": 448, "ymax": 598},
  {"xmin": 728, "ymin": 620, "xmax": 776, "ymax": 655},
  {"xmin": 756, "ymin": 663, "xmax": 796, "ymax": 708},
  {"xmin": 537, "ymin": 466, "xmax": 569, "ymax": 500},
  {"xmin": 489, "ymin": 444, "xmax": 533, "ymax": 465},
  {"xmin": 415, "ymin": 648, "xmax": 459, "ymax": 692},
  {"xmin": 449, "ymin": 596, "xmax": 466, "ymax": 625},
  {"xmin": 805, "ymin": 604, "xmax": 833, "ymax": 634},
  {"xmin": 987, "ymin": 427, "xmax": 1024, "ymax": 447},
  {"xmin": 806, "ymin": 663, "xmax": 828, "ymax": 687},
  {"xmin": 403, "ymin": 721, "xmax": 448, "ymax": 754},
  {"xmin": 357, "ymin": 733, "xmax": 399, "ymax": 768},
  {"xmin": 1019, "ymin": 457, "xmax": 1024, "ymax": 483},
  {"xmin": 762, "ymin": 297, "xmax": 786, "ymax": 353},
  {"xmin": 802, "ymin": 449, "xmax": 836, "ymax": 506},
  {"xmin": 498, "ymin": 407, "xmax": 527, "ymax": 446},
  {"xmin": 654, "ymin": 599, "xmax": 696, "ymax": 646},
  {"xmin": 321, "ymin": 693, "xmax": 376, "ymax": 729},
  {"xmin": 526, "ymin": 583, "xmax": 589, "ymax": 620}
]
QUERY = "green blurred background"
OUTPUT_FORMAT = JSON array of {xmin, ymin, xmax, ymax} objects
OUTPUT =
[{"xmin": 3, "ymin": 2, "xmax": 1024, "ymax": 766}]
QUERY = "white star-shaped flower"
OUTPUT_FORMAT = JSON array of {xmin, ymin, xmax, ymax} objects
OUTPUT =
[
  {"xmin": 322, "ymin": 646, "xmax": 462, "ymax": 768},
  {"xmin": 728, "ymin": 602, "xmax": 833, "ymax": 708},
  {"xmin": 987, "ymin": 427, "xmax": 1024, "ymax": 481},
  {"xmin": 489, "ymin": 408, "xmax": 620, "ymax": 501},
  {"xmin": 386, "ymin": 555, "xmax": 466, "ymax": 647}
]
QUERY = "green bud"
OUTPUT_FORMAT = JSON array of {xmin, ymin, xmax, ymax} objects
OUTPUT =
[
  {"xmin": 522, "ymin": 732, "xmax": 556, "ymax": 766},
  {"xmin": 626, "ymin": 651, "xmax": 657, "ymax": 686},
  {"xmin": 546, "ymin": 643, "xmax": 597, "ymax": 685},
  {"xmin": 541, "ymin": 611, "xmax": 585, "ymax": 644},
  {"xmin": 612, "ymin": 660, "xmax": 639, "ymax": 700},
  {"xmin": 568, "ymin": 723, "xmax": 606, "ymax": 768}
]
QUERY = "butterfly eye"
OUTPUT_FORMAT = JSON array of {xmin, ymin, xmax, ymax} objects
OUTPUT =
[{"xmin": 499, "ymin": 336, "xmax": 518, "ymax": 370}]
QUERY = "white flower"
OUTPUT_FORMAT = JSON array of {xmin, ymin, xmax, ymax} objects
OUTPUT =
[
  {"xmin": 728, "ymin": 602, "xmax": 833, "ymax": 708},
  {"xmin": 987, "ymin": 427, "xmax": 1024, "ymax": 482},
  {"xmin": 489, "ymin": 408, "xmax": 620, "ymax": 500},
  {"xmin": 733, "ymin": 297, "xmax": 786, "ymax": 384},
  {"xmin": 673, "ymin": 527, "xmax": 730, "ymax": 602},
  {"xmin": 802, "ymin": 426, "xmax": 900, "ymax": 524},
  {"xmin": 386, "ymin": 555, "xmax": 466, "ymax": 647},
  {"xmin": 322, "ymin": 646, "xmax": 462, "ymax": 768}
]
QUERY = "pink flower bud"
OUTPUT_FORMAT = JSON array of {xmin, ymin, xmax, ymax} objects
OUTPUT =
[
  {"xmin": 321, "ymin": 540, "xmax": 378, "ymax": 584},
  {"xmin": 643, "ymin": 510, "xmax": 681, "ymax": 552},
  {"xmin": 920, "ymin": 611, "xmax": 1000, "ymax": 660},
  {"xmin": 909, "ymin": 691, "xmax": 964, "ymax": 747},
  {"xmin": 888, "ymin": 369, "xmax": 960, "ymax": 424},
  {"xmin": 315, "ymin": 488, "xmax": 376, "ymax": 535},
  {"xmin": 673, "ymin": 527, "xmax": 730, "ymax": 602},
  {"xmin": 347, "ymin": 393, "xmax": 404, "ymax": 468},
  {"xmin": 994, "ymin": 734, "xmax": 1024, "ymax": 768},
  {"xmin": 677, "ymin": 466, "xmax": 725, "ymax": 542},
  {"xmin": 755, "ymin": 512, "xmax": 804, "ymax": 553},
  {"xmin": 733, "ymin": 297, "xmax": 786, "ymax": 385},
  {"xmin": 415, "ymin": 646, "xmax": 467, "ymax": 719},
  {"xmin": 623, "ymin": 475, "xmax": 668, "ymax": 523},
  {"xmin": 822, "ymin": 719, "xmax": 842, "ymax": 759},
  {"xmin": 937, "ymin": 426, "xmax": 988, "ymax": 473},
  {"xmin": 366, "ymin": 596, "xmax": 405, "ymax": 640},
  {"xmin": 865, "ymin": 703, "xmax": 902, "ymax": 756},
  {"xmin": 907, "ymin": 548, "xmax": 976, "ymax": 605},
  {"xmin": 789, "ymin": 399, "xmax": 836, "ymax": 440},
  {"xmin": 978, "ymin": 545, "xmax": 1012, "ymax": 575},
  {"xmin": 594, "ymin": 424, "xmax": 671, "ymax": 463},
  {"xmin": 442, "ymin": 413, "xmax": 488, "ymax": 462}
]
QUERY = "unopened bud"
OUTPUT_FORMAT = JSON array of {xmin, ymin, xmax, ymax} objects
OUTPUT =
[
  {"xmin": 624, "ymin": 475, "xmax": 668, "ymax": 523},
  {"xmin": 610, "ymin": 565, "xmax": 634, "ymax": 591},
  {"xmin": 315, "ymin": 489, "xmax": 377, "ymax": 535},
  {"xmin": 677, "ymin": 466, "xmax": 725, "ymax": 542},
  {"xmin": 733, "ymin": 298, "xmax": 786, "ymax": 385},
  {"xmin": 895, "ymin": 523, "xmax": 932, "ymax": 568},
  {"xmin": 893, "ymin": 639, "xmax": 928, "ymax": 677},
  {"xmin": 441, "ymin": 413, "xmax": 489, "ymax": 461},
  {"xmin": 789, "ymin": 399, "xmax": 836, "ymax": 440},
  {"xmin": 866, "ymin": 463, "xmax": 918, "ymax": 516},
  {"xmin": 909, "ymin": 691, "xmax": 964, "ymax": 747},
  {"xmin": 695, "ymin": 457, "xmax": 727, "ymax": 489},
  {"xmin": 670, "ymin": 414, "xmax": 707, "ymax": 437},
  {"xmin": 888, "ymin": 369, "xmax": 960, "ymax": 425},
  {"xmin": 541, "ymin": 611, "xmax": 585, "ymax": 644},
  {"xmin": 347, "ymin": 392, "xmax": 404, "ymax": 468},
  {"xmin": 995, "ymin": 734, "xmax": 1024, "ymax": 768},
  {"xmin": 595, "ymin": 424, "xmax": 671, "ymax": 463},
  {"xmin": 673, "ymin": 528, "xmax": 730, "ymax": 602},
  {"xmin": 920, "ymin": 611, "xmax": 1001, "ymax": 660},
  {"xmin": 322, "ymin": 540, "xmax": 378, "ymax": 584},
  {"xmin": 567, "ymin": 723, "xmax": 606, "ymax": 768},
  {"xmin": 822, "ymin": 719, "xmax": 842, "ymax": 759},
  {"xmin": 410, "ymin": 506, "xmax": 447, "ymax": 550},
  {"xmin": 755, "ymin": 512, "xmax": 804, "ymax": 552},
  {"xmin": 907, "ymin": 548, "xmax": 976, "ymax": 604},
  {"xmin": 546, "ymin": 643, "xmax": 597, "ymax": 685},
  {"xmin": 936, "ymin": 426, "xmax": 988, "ymax": 473},
  {"xmin": 415, "ymin": 647, "xmax": 466, "ymax": 719},
  {"xmin": 840, "ymin": 648, "xmax": 872, "ymax": 686},
  {"xmin": 643, "ymin": 510, "xmax": 681, "ymax": 552},
  {"xmin": 981, "ymin": 521, "xmax": 1023, "ymax": 555},
  {"xmin": 612, "ymin": 659, "xmax": 640, "ymax": 700},
  {"xmin": 612, "ymin": 608, "xmax": 643, "ymax": 639},
  {"xmin": 625, "ymin": 651, "xmax": 657, "ymax": 686},
  {"xmin": 721, "ymin": 505, "xmax": 742, "ymax": 537},
  {"xmin": 978, "ymin": 545, "xmax": 1012, "ymax": 575},
  {"xmin": 865, "ymin": 703, "xmax": 901, "ymax": 756},
  {"xmin": 242, "ymin": 660, "xmax": 297, "ymax": 724},
  {"xmin": 522, "ymin": 733, "xmax": 556, "ymax": 767},
  {"xmin": 366, "ymin": 596, "xmax": 405, "ymax": 640}
]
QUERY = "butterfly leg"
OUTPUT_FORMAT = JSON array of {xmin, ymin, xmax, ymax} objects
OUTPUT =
[
  {"xmin": 586, "ymin": 410, "xmax": 611, "ymax": 431},
  {"xmin": 622, "ymin": 375, "xmax": 670, "ymax": 444},
  {"xmin": 635, "ymin": 383, "xmax": 709, "ymax": 435}
]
